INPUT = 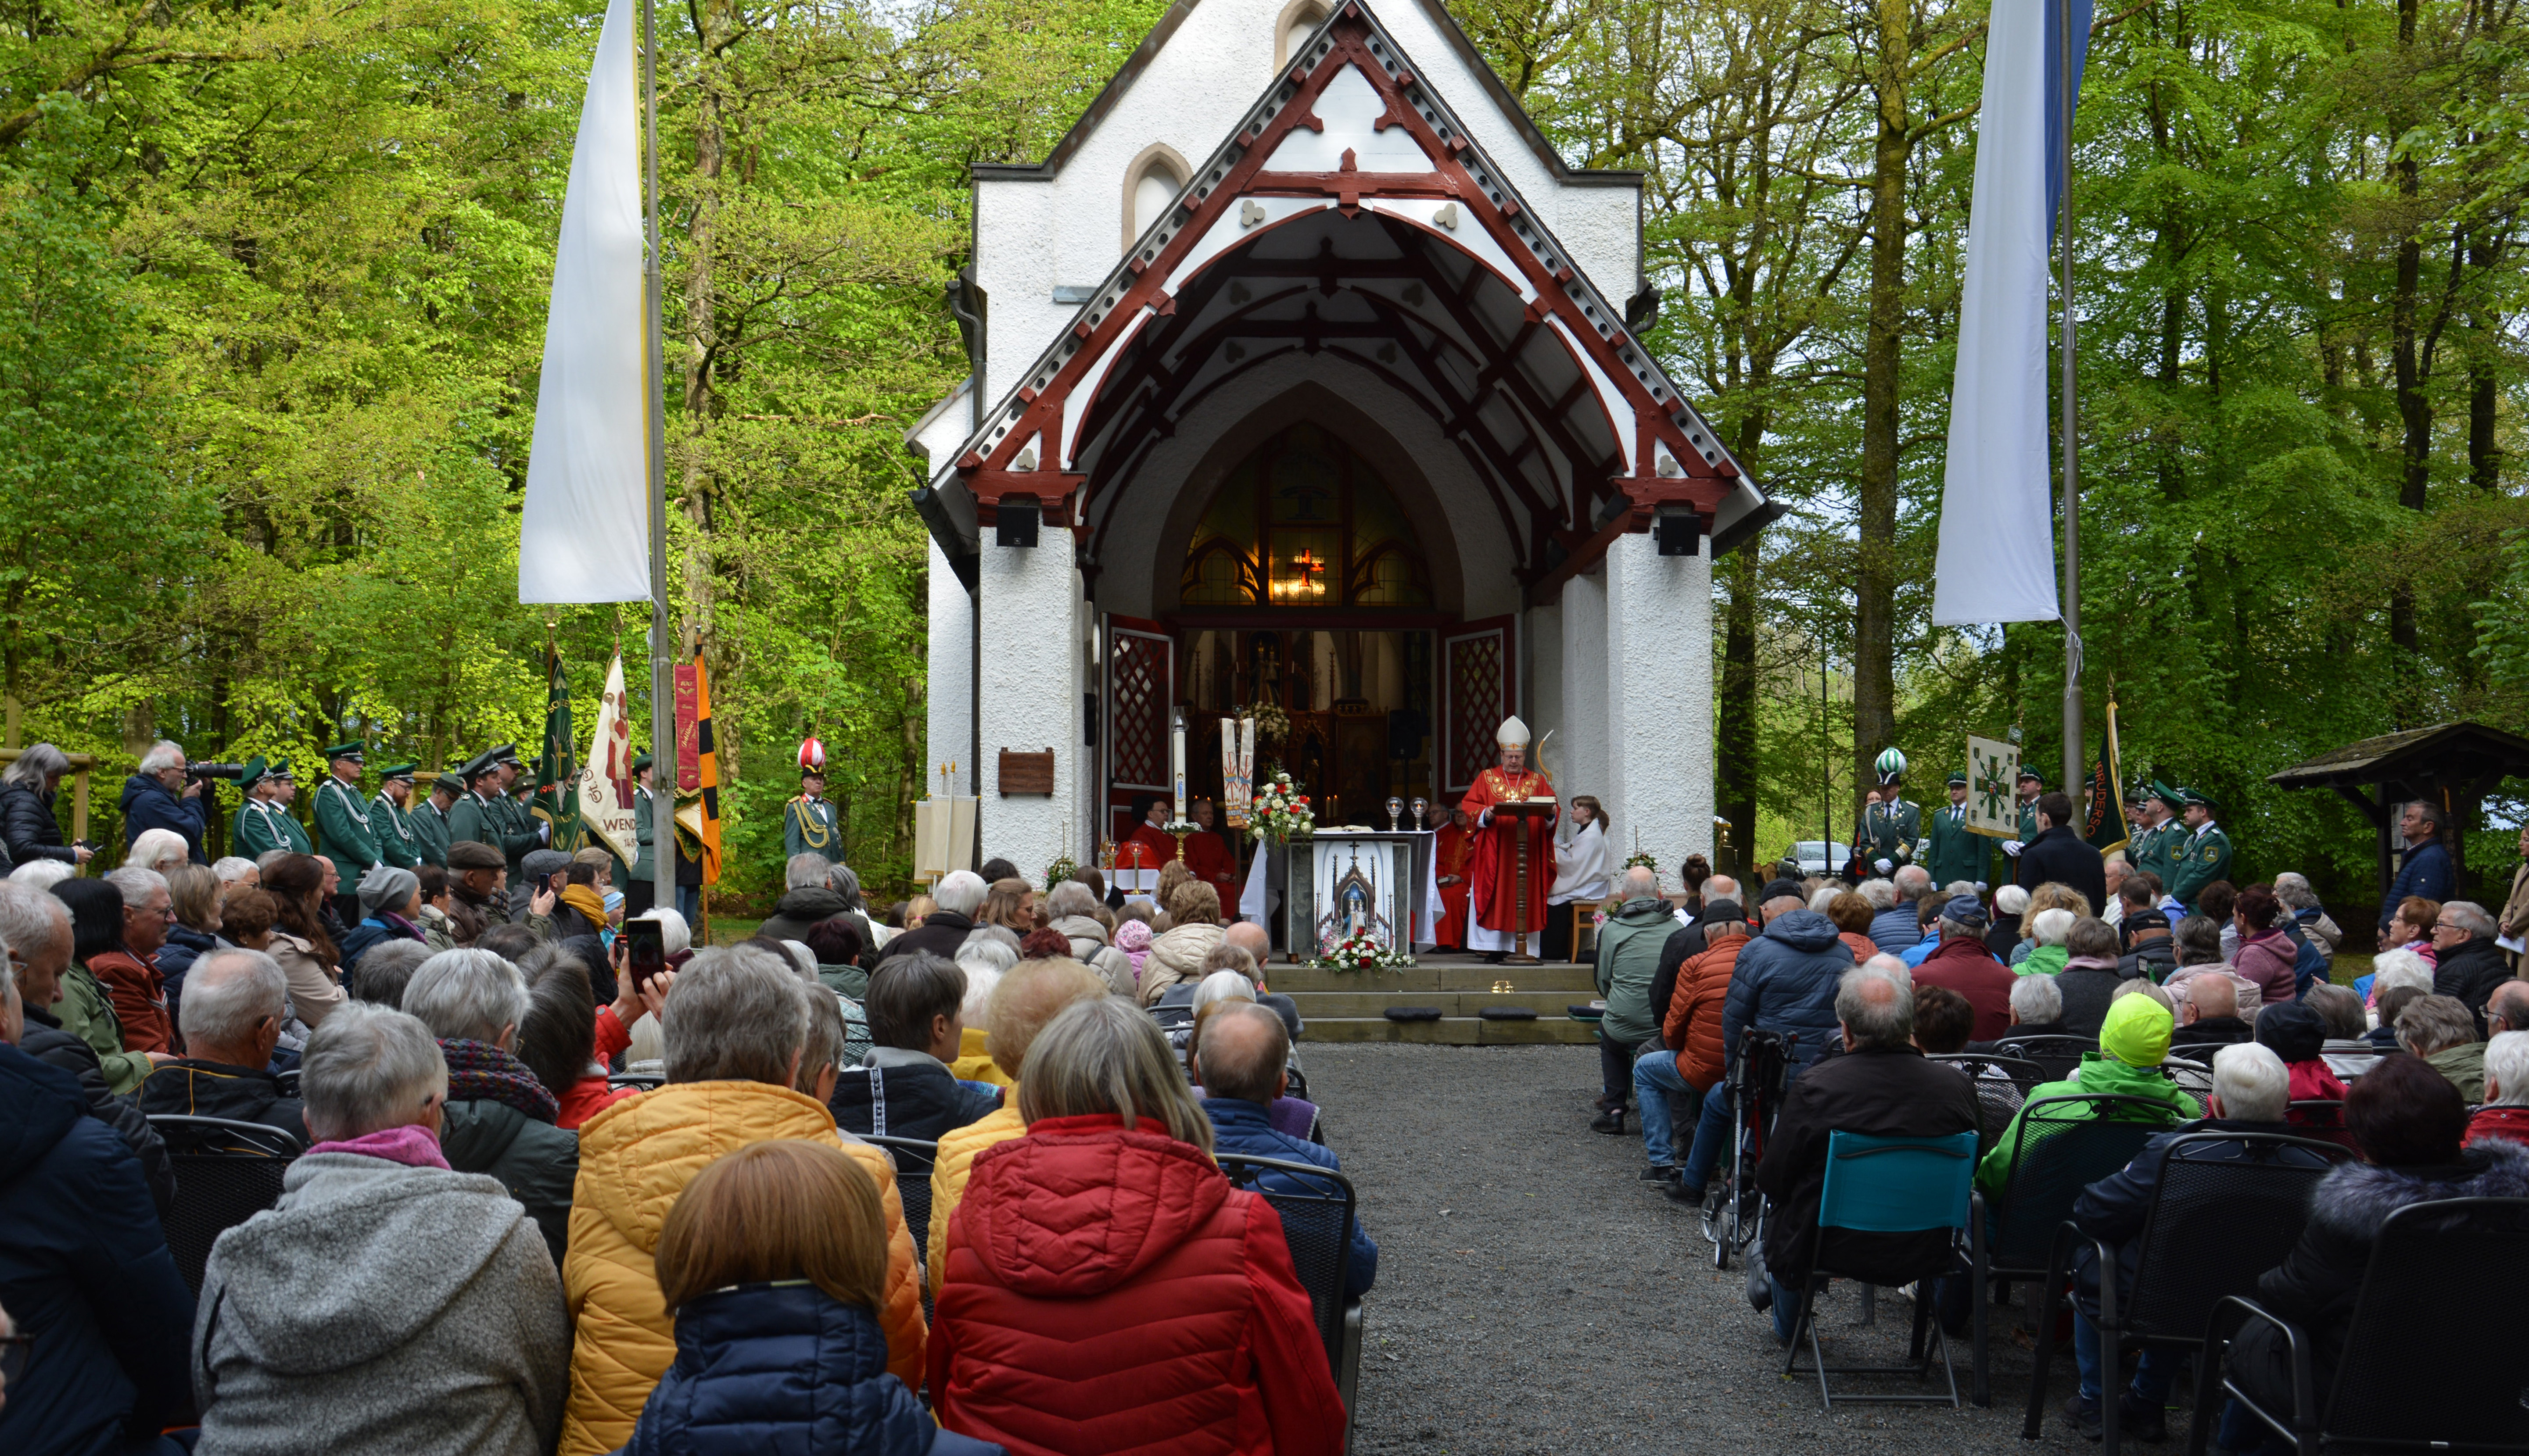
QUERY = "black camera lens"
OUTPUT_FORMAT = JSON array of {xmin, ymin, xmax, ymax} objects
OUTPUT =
[{"xmin": 187, "ymin": 762, "xmax": 246, "ymax": 781}]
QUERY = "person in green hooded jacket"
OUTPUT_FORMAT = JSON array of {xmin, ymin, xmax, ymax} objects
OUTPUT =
[{"xmin": 1975, "ymin": 991, "xmax": 2198, "ymax": 1194}]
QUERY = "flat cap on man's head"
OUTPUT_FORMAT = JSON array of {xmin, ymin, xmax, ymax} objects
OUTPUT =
[
  {"xmin": 520, "ymin": 848, "xmax": 571, "ymax": 882},
  {"xmin": 447, "ymin": 840, "xmax": 506, "ymax": 870},
  {"xmin": 1942, "ymin": 894, "xmax": 1989, "ymax": 927}
]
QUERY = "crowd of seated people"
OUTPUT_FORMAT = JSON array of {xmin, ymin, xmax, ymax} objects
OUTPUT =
[{"xmin": 0, "ymin": 853, "xmax": 1364, "ymax": 1456}]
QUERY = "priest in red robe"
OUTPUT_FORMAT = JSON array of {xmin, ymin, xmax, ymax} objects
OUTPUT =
[
  {"xmin": 1457, "ymin": 714, "xmax": 1557, "ymax": 962},
  {"xmin": 1432, "ymin": 805, "xmax": 1473, "ymax": 949},
  {"xmin": 1117, "ymin": 795, "xmax": 1176, "ymax": 889},
  {"xmin": 1184, "ymin": 798, "xmax": 1241, "ymax": 901}
]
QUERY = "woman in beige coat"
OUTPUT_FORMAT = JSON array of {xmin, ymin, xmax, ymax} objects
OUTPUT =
[
  {"xmin": 1138, "ymin": 880, "xmax": 1227, "ymax": 1005},
  {"xmin": 261, "ymin": 852, "xmax": 348, "ymax": 1028},
  {"xmin": 2502, "ymin": 824, "xmax": 2529, "ymax": 975}
]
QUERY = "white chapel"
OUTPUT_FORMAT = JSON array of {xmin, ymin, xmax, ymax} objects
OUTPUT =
[{"xmin": 906, "ymin": 0, "xmax": 1776, "ymax": 881}]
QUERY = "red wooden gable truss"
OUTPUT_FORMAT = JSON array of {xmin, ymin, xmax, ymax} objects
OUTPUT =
[{"xmin": 944, "ymin": 0, "xmax": 1754, "ymax": 595}]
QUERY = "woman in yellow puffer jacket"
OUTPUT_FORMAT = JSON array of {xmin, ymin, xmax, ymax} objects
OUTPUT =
[{"xmin": 557, "ymin": 950, "xmax": 928, "ymax": 1456}]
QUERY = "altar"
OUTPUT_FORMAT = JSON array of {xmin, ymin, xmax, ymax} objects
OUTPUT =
[{"xmin": 1241, "ymin": 830, "xmax": 1441, "ymax": 959}]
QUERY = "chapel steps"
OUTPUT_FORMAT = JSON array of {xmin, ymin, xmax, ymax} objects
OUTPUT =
[{"xmin": 1266, "ymin": 958, "xmax": 1604, "ymax": 1045}]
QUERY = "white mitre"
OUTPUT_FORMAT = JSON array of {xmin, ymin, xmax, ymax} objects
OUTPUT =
[{"xmin": 1496, "ymin": 715, "xmax": 1530, "ymax": 747}]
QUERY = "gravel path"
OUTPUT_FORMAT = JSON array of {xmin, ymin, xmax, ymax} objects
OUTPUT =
[{"xmin": 1307, "ymin": 1043, "xmax": 2122, "ymax": 1456}]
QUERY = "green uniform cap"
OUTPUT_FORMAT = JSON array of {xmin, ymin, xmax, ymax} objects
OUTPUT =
[
  {"xmin": 2147, "ymin": 780, "xmax": 2186, "ymax": 812},
  {"xmin": 488, "ymin": 743, "xmax": 520, "ymax": 767},
  {"xmin": 632, "ymin": 753, "xmax": 654, "ymax": 772},
  {"xmin": 268, "ymin": 760, "xmax": 295, "ymax": 781},
  {"xmin": 2174, "ymin": 785, "xmax": 2217, "ymax": 811},
  {"xmin": 1946, "ymin": 771, "xmax": 1968, "ymax": 787},
  {"xmin": 461, "ymin": 751, "xmax": 502, "ymax": 784},
  {"xmin": 379, "ymin": 762, "xmax": 419, "ymax": 782},
  {"xmin": 323, "ymin": 741, "xmax": 365, "ymax": 764},
  {"xmin": 235, "ymin": 755, "xmax": 272, "ymax": 790},
  {"xmin": 2017, "ymin": 766, "xmax": 2044, "ymax": 785}
]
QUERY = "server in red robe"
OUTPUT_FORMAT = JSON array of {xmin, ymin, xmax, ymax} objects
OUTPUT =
[
  {"xmin": 1432, "ymin": 805, "xmax": 1474, "ymax": 949},
  {"xmin": 1184, "ymin": 798, "xmax": 1241, "ymax": 901},
  {"xmin": 1457, "ymin": 715, "xmax": 1557, "ymax": 963}
]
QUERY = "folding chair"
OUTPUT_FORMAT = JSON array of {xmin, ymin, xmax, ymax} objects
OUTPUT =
[
  {"xmin": 2023, "ymin": 1131, "xmax": 2349, "ymax": 1452},
  {"xmin": 2161, "ymin": 1056, "xmax": 2215, "ymax": 1103},
  {"xmin": 148, "ymin": 1114, "xmax": 303, "ymax": 1296},
  {"xmin": 1217, "ymin": 1152, "xmax": 1363, "ymax": 1450},
  {"xmin": 1700, "ymin": 1027, "xmax": 1794, "ymax": 1271},
  {"xmin": 1981, "ymin": 1095, "xmax": 2187, "ymax": 1405},
  {"xmin": 861, "ymin": 1133, "xmax": 940, "ymax": 1322},
  {"xmin": 1779, "ymin": 1130, "xmax": 1982, "ymax": 1409},
  {"xmin": 2189, "ymin": 1197, "xmax": 2529, "ymax": 1455},
  {"xmin": 1994, "ymin": 1034, "xmax": 2099, "ymax": 1084},
  {"xmin": 606, "ymin": 1070, "xmax": 666, "ymax": 1092}
]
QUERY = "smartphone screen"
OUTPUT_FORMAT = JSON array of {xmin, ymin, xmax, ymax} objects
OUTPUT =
[{"xmin": 624, "ymin": 919, "xmax": 666, "ymax": 993}]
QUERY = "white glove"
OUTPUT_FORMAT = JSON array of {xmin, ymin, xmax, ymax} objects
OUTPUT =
[
  {"xmin": 1873, "ymin": 858, "xmax": 1894, "ymax": 874},
  {"xmin": 538, "ymin": 822, "xmax": 552, "ymax": 843},
  {"xmin": 2001, "ymin": 840, "xmax": 2023, "ymax": 858}
]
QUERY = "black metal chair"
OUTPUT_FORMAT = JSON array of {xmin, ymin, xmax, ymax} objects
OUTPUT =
[
  {"xmin": 861, "ymin": 1133, "xmax": 941, "ymax": 1324},
  {"xmin": 2023, "ymin": 1131, "xmax": 2350, "ymax": 1452},
  {"xmin": 2284, "ymin": 1100, "xmax": 2357, "ymax": 1152},
  {"xmin": 1927, "ymin": 1055, "xmax": 2038, "ymax": 1152},
  {"xmin": 2160, "ymin": 1056, "xmax": 2216, "ymax": 1103},
  {"xmin": 148, "ymin": 1115, "xmax": 303, "ymax": 1296},
  {"xmin": 1980, "ymin": 1094, "xmax": 2191, "ymax": 1406},
  {"xmin": 1994, "ymin": 1034, "xmax": 2100, "ymax": 1083},
  {"xmin": 2188, "ymin": 1197, "xmax": 2529, "ymax": 1455},
  {"xmin": 606, "ymin": 1070, "xmax": 667, "ymax": 1091},
  {"xmin": 1217, "ymin": 1152, "xmax": 1363, "ymax": 1447}
]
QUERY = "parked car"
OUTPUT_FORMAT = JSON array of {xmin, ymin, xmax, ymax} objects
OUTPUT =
[{"xmin": 1779, "ymin": 841, "xmax": 1853, "ymax": 878}]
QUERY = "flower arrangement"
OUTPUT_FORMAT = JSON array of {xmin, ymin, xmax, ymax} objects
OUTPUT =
[
  {"xmin": 1623, "ymin": 832, "xmax": 1659, "ymax": 876},
  {"xmin": 1242, "ymin": 701, "xmax": 1292, "ymax": 750},
  {"xmin": 1313, "ymin": 928, "xmax": 1414, "ymax": 971},
  {"xmin": 1042, "ymin": 854, "xmax": 1078, "ymax": 893},
  {"xmin": 1247, "ymin": 772, "xmax": 1316, "ymax": 844}
]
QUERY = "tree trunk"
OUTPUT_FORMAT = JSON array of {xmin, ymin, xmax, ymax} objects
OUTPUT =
[
  {"xmin": 682, "ymin": 13, "xmax": 739, "ymax": 782},
  {"xmin": 1718, "ymin": 541, "xmax": 1761, "ymax": 879},
  {"xmin": 1852, "ymin": 0, "xmax": 1910, "ymax": 818},
  {"xmin": 2387, "ymin": 0, "xmax": 2426, "ymax": 656}
]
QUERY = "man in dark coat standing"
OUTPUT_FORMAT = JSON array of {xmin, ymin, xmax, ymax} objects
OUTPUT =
[
  {"xmin": 2381, "ymin": 799, "xmax": 2455, "ymax": 937},
  {"xmin": 1755, "ymin": 958, "xmax": 1981, "ymax": 1342},
  {"xmin": 2016, "ymin": 791, "xmax": 2108, "ymax": 911},
  {"xmin": 120, "ymin": 741, "xmax": 208, "ymax": 865}
]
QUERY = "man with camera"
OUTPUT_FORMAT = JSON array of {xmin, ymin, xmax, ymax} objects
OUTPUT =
[
  {"xmin": 120, "ymin": 740, "xmax": 210, "ymax": 866},
  {"xmin": 232, "ymin": 758, "xmax": 314, "ymax": 859}
]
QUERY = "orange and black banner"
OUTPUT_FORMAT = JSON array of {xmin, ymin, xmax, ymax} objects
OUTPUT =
[{"xmin": 692, "ymin": 648, "xmax": 721, "ymax": 885}]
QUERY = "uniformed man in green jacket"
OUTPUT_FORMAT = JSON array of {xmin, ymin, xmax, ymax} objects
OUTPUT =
[
  {"xmin": 1924, "ymin": 770, "xmax": 1991, "ymax": 889},
  {"xmin": 445, "ymin": 752, "xmax": 510, "ymax": 859},
  {"xmin": 313, "ymin": 741, "xmax": 383, "ymax": 921},
  {"xmin": 485, "ymin": 743, "xmax": 547, "ymax": 876},
  {"xmin": 411, "ymin": 765, "xmax": 459, "ymax": 868},
  {"xmin": 232, "ymin": 758, "xmax": 314, "ymax": 860},
  {"xmin": 2166, "ymin": 786, "xmax": 2234, "ymax": 913},
  {"xmin": 1858, "ymin": 748, "xmax": 1921, "ymax": 879},
  {"xmin": 785, "ymin": 763, "xmax": 841, "ymax": 865},
  {"xmin": 371, "ymin": 762, "xmax": 421, "ymax": 871},
  {"xmin": 2125, "ymin": 782, "xmax": 2184, "ymax": 895}
]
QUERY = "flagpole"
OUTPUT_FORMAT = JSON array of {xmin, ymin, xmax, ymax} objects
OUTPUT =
[
  {"xmin": 2058, "ymin": 0, "xmax": 2084, "ymax": 811},
  {"xmin": 641, "ymin": 0, "xmax": 676, "ymax": 919}
]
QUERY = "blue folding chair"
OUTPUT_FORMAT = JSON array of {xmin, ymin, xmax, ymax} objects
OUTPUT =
[{"xmin": 1781, "ymin": 1129, "xmax": 1983, "ymax": 1409}]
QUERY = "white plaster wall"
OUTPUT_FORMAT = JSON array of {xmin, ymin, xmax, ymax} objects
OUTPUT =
[
  {"xmin": 970, "ymin": 0, "xmax": 1642, "ymax": 429},
  {"xmin": 976, "ymin": 539, "xmax": 1085, "ymax": 880},
  {"xmin": 926, "ymin": 537, "xmax": 974, "ymax": 798},
  {"xmin": 1527, "ymin": 601, "xmax": 1563, "ymax": 784},
  {"xmin": 1557, "ymin": 571, "xmax": 1610, "ymax": 803},
  {"xmin": 1603, "ymin": 533, "xmax": 1714, "ymax": 877}
]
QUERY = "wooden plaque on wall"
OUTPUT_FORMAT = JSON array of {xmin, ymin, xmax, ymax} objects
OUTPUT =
[{"xmin": 998, "ymin": 749, "xmax": 1056, "ymax": 797}]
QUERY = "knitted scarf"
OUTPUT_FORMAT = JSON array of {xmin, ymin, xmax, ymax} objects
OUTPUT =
[
  {"xmin": 559, "ymin": 883, "xmax": 610, "ymax": 933},
  {"xmin": 438, "ymin": 1037, "xmax": 560, "ymax": 1123}
]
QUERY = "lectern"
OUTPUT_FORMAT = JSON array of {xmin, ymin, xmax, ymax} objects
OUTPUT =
[{"xmin": 1492, "ymin": 799, "xmax": 1556, "ymax": 962}]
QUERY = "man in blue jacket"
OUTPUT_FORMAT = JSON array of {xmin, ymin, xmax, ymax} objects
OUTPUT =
[
  {"xmin": 120, "ymin": 741, "xmax": 207, "ymax": 866},
  {"xmin": 0, "ymin": 975, "xmax": 196, "ymax": 1456},
  {"xmin": 2382, "ymin": 800, "xmax": 2454, "ymax": 936},
  {"xmin": 1196, "ymin": 1002, "xmax": 1377, "ymax": 1301}
]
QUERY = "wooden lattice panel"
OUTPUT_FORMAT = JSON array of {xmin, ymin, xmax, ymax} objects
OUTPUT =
[
  {"xmin": 1445, "ymin": 630, "xmax": 1503, "ymax": 792},
  {"xmin": 1107, "ymin": 629, "xmax": 1170, "ymax": 790}
]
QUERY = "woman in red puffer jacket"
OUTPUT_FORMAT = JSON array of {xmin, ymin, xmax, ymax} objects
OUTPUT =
[{"xmin": 929, "ymin": 995, "xmax": 1343, "ymax": 1456}]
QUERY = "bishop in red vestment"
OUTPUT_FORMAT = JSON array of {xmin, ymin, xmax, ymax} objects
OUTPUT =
[
  {"xmin": 1184, "ymin": 798, "xmax": 1241, "ymax": 900},
  {"xmin": 1457, "ymin": 716, "xmax": 1557, "ymax": 958}
]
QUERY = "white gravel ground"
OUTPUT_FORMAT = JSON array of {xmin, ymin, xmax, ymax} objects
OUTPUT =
[{"xmin": 1309, "ymin": 1042, "xmax": 2152, "ymax": 1456}]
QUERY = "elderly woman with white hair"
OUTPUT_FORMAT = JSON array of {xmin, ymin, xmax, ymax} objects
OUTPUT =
[
  {"xmin": 0, "ymin": 742, "xmax": 90, "ymax": 868},
  {"xmin": 1042, "ymin": 878, "xmax": 1133, "ymax": 992},
  {"xmin": 190, "ymin": 1002, "xmax": 570, "ymax": 1456},
  {"xmin": 126, "ymin": 827, "xmax": 193, "ymax": 878},
  {"xmin": 399, "ymin": 948, "xmax": 580, "ymax": 1263}
]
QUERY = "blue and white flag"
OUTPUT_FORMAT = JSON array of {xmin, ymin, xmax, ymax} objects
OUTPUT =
[{"xmin": 1931, "ymin": 0, "xmax": 2091, "ymax": 626}]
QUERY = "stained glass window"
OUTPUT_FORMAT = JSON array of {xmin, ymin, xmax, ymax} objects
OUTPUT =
[{"xmin": 1178, "ymin": 423, "xmax": 1431, "ymax": 608}]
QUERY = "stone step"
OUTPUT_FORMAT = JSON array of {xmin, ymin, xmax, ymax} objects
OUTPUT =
[
  {"xmin": 1284, "ymin": 990, "xmax": 1592, "ymax": 1018},
  {"xmin": 1263, "ymin": 963, "xmax": 1598, "ymax": 994},
  {"xmin": 1296, "ymin": 1015, "xmax": 1601, "ymax": 1046}
]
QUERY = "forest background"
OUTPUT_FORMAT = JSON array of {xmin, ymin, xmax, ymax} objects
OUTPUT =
[{"xmin": 3, "ymin": 0, "xmax": 2525, "ymax": 925}]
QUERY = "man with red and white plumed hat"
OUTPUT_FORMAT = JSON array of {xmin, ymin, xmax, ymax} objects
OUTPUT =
[{"xmin": 784, "ymin": 736, "xmax": 841, "ymax": 863}]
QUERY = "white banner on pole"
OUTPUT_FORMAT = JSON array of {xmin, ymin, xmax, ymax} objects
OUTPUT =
[
  {"xmin": 579, "ymin": 653, "xmax": 641, "ymax": 864},
  {"xmin": 1931, "ymin": 0, "xmax": 2062, "ymax": 627},
  {"xmin": 519, "ymin": 0, "xmax": 650, "ymax": 605}
]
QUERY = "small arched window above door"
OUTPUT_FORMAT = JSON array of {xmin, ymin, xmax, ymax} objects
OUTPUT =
[
  {"xmin": 1123, "ymin": 144, "xmax": 1189, "ymax": 253},
  {"xmin": 1276, "ymin": 0, "xmax": 1331, "ymax": 69}
]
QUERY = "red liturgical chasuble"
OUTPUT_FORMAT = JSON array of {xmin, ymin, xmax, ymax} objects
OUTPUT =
[
  {"xmin": 1459, "ymin": 768, "xmax": 1557, "ymax": 935},
  {"xmin": 1433, "ymin": 823, "xmax": 1473, "ymax": 945}
]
